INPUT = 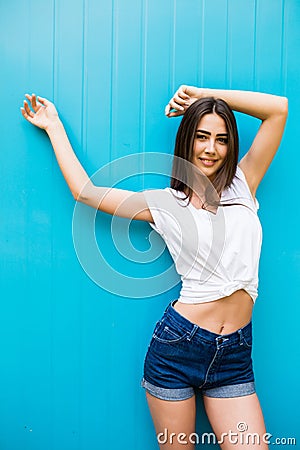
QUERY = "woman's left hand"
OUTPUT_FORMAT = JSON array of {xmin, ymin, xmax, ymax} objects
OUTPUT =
[
  {"xmin": 165, "ymin": 85, "xmax": 201, "ymax": 117},
  {"xmin": 21, "ymin": 93, "xmax": 59, "ymax": 131}
]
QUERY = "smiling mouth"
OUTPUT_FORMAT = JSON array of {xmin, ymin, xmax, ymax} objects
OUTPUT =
[{"xmin": 199, "ymin": 158, "xmax": 218, "ymax": 166}]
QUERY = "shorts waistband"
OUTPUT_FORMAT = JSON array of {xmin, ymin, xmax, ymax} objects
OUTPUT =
[{"xmin": 162, "ymin": 299, "xmax": 252, "ymax": 346}]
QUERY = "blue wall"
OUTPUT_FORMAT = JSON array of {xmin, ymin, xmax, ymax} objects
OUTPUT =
[{"xmin": 1, "ymin": 1, "xmax": 299, "ymax": 449}]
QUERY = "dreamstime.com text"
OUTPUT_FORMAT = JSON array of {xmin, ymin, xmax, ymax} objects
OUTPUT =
[{"xmin": 157, "ymin": 423, "xmax": 297, "ymax": 446}]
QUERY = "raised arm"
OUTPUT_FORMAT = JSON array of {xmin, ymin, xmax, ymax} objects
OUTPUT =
[
  {"xmin": 21, "ymin": 94, "xmax": 152, "ymax": 222},
  {"xmin": 165, "ymin": 86, "xmax": 288, "ymax": 196}
]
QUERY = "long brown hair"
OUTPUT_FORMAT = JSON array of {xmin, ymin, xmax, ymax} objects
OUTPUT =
[{"xmin": 170, "ymin": 97, "xmax": 239, "ymax": 208}]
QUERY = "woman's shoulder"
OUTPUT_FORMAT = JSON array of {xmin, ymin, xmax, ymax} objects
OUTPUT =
[{"xmin": 143, "ymin": 186, "xmax": 190, "ymax": 213}]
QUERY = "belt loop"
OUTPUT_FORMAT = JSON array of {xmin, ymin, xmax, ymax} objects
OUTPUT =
[
  {"xmin": 238, "ymin": 329, "xmax": 243, "ymax": 345},
  {"xmin": 187, "ymin": 324, "xmax": 198, "ymax": 341}
]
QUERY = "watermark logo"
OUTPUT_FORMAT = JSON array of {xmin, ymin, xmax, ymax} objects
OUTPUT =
[
  {"xmin": 157, "ymin": 423, "xmax": 297, "ymax": 446},
  {"xmin": 237, "ymin": 421, "xmax": 248, "ymax": 432},
  {"xmin": 72, "ymin": 152, "xmax": 225, "ymax": 298}
]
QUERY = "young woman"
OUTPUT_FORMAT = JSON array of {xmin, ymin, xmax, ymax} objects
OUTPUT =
[{"xmin": 21, "ymin": 86, "xmax": 288, "ymax": 449}]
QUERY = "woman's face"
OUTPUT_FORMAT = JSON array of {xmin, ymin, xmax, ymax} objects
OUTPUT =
[{"xmin": 192, "ymin": 113, "xmax": 228, "ymax": 181}]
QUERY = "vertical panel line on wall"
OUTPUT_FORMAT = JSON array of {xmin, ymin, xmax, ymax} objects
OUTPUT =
[
  {"xmin": 109, "ymin": 0, "xmax": 116, "ymax": 173},
  {"xmin": 281, "ymin": 0, "xmax": 287, "ymax": 95},
  {"xmin": 140, "ymin": 0, "xmax": 148, "ymax": 190},
  {"xmin": 169, "ymin": 0, "xmax": 176, "ymax": 95},
  {"xmin": 225, "ymin": 0, "xmax": 229, "ymax": 87},
  {"xmin": 253, "ymin": 0, "xmax": 257, "ymax": 91},
  {"xmin": 50, "ymin": 1, "xmax": 56, "ymax": 448},
  {"xmin": 78, "ymin": 0, "xmax": 87, "ymax": 446},
  {"xmin": 52, "ymin": 0, "xmax": 56, "ymax": 102},
  {"xmin": 81, "ymin": 0, "xmax": 88, "ymax": 159},
  {"xmin": 107, "ymin": 0, "xmax": 116, "ymax": 431},
  {"xmin": 199, "ymin": 0, "xmax": 205, "ymax": 87}
]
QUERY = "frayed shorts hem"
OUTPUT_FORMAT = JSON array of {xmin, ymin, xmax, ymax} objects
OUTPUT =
[
  {"xmin": 141, "ymin": 378, "xmax": 194, "ymax": 401},
  {"xmin": 141, "ymin": 378, "xmax": 256, "ymax": 401},
  {"xmin": 203, "ymin": 381, "xmax": 256, "ymax": 398}
]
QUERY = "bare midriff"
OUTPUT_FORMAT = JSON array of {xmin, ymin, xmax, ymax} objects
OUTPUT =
[{"xmin": 173, "ymin": 289, "xmax": 253, "ymax": 335}]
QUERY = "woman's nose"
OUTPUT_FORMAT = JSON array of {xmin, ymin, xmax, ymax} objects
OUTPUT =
[{"xmin": 205, "ymin": 139, "xmax": 216, "ymax": 153}]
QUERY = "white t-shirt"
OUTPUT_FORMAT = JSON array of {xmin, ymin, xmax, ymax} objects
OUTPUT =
[{"xmin": 143, "ymin": 165, "xmax": 262, "ymax": 304}]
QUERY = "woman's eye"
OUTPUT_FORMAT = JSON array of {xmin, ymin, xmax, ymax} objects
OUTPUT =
[
  {"xmin": 196, "ymin": 134, "xmax": 207, "ymax": 140},
  {"xmin": 217, "ymin": 138, "xmax": 228, "ymax": 144}
]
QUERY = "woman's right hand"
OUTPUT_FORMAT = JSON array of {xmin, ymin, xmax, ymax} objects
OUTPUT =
[
  {"xmin": 21, "ymin": 93, "xmax": 60, "ymax": 132},
  {"xmin": 165, "ymin": 85, "xmax": 202, "ymax": 117}
]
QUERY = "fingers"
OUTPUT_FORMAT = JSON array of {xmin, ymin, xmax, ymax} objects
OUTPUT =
[
  {"xmin": 165, "ymin": 85, "xmax": 192, "ymax": 118},
  {"xmin": 177, "ymin": 85, "xmax": 190, "ymax": 100},
  {"xmin": 165, "ymin": 110, "xmax": 185, "ymax": 118},
  {"xmin": 21, "ymin": 93, "xmax": 42, "ymax": 122},
  {"xmin": 25, "ymin": 92, "xmax": 47, "ymax": 110},
  {"xmin": 31, "ymin": 93, "xmax": 37, "ymax": 109},
  {"xmin": 25, "ymin": 93, "xmax": 38, "ymax": 112},
  {"xmin": 25, "ymin": 94, "xmax": 41, "ymax": 112},
  {"xmin": 165, "ymin": 99, "xmax": 188, "ymax": 117},
  {"xmin": 37, "ymin": 96, "xmax": 51, "ymax": 106},
  {"xmin": 23, "ymin": 100, "xmax": 34, "ymax": 117},
  {"xmin": 165, "ymin": 104, "xmax": 185, "ymax": 117},
  {"xmin": 20, "ymin": 105, "xmax": 34, "ymax": 124}
]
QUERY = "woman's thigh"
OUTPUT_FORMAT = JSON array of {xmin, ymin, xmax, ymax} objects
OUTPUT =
[
  {"xmin": 203, "ymin": 393, "xmax": 269, "ymax": 449},
  {"xmin": 146, "ymin": 392, "xmax": 197, "ymax": 450}
]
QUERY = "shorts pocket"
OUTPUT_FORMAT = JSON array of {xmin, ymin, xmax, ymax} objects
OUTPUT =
[
  {"xmin": 153, "ymin": 318, "xmax": 189, "ymax": 344},
  {"xmin": 152, "ymin": 318, "xmax": 165, "ymax": 336},
  {"xmin": 241, "ymin": 332, "xmax": 252, "ymax": 348}
]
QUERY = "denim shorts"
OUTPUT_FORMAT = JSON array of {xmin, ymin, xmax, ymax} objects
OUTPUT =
[{"xmin": 141, "ymin": 300, "xmax": 255, "ymax": 400}]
